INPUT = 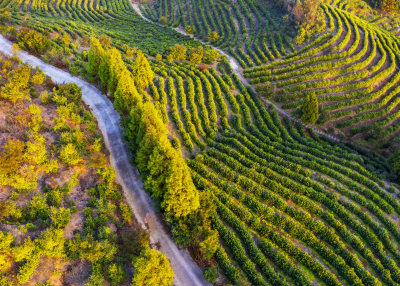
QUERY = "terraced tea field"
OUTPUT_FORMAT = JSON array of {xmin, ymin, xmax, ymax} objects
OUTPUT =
[
  {"xmin": 140, "ymin": 0, "xmax": 400, "ymax": 149},
  {"xmin": 1, "ymin": 0, "xmax": 200, "ymax": 54},
  {"xmin": 145, "ymin": 58, "xmax": 400, "ymax": 285},
  {"xmin": 140, "ymin": 0, "xmax": 295, "ymax": 67},
  {"xmin": 245, "ymin": 3, "xmax": 400, "ymax": 148},
  {"xmin": 3, "ymin": 0, "xmax": 400, "ymax": 284}
]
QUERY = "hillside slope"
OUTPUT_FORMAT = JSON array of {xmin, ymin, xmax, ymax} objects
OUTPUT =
[{"xmin": 2, "ymin": 0, "xmax": 400, "ymax": 285}]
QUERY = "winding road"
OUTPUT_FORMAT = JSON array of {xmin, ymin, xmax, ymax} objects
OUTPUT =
[
  {"xmin": 0, "ymin": 34, "xmax": 208, "ymax": 286},
  {"xmin": 131, "ymin": 3, "xmax": 339, "ymax": 142}
]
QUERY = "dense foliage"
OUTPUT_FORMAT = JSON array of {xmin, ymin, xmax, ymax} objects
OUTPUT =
[
  {"xmin": 370, "ymin": 0, "xmax": 400, "ymax": 11},
  {"xmin": 132, "ymin": 247, "xmax": 174, "ymax": 286},
  {"xmin": 244, "ymin": 0, "xmax": 400, "ymax": 151},
  {"xmin": 3, "ymin": 0, "xmax": 400, "ymax": 285},
  {"xmin": 0, "ymin": 54, "xmax": 168, "ymax": 285}
]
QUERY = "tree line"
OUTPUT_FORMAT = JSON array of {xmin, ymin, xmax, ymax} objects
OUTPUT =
[{"xmin": 86, "ymin": 37, "xmax": 218, "ymax": 261}]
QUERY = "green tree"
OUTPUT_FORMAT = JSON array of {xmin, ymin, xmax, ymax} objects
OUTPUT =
[
  {"xmin": 389, "ymin": 150, "xmax": 400, "ymax": 177},
  {"xmin": 302, "ymin": 92, "xmax": 319, "ymax": 124},
  {"xmin": 141, "ymin": 142, "xmax": 171, "ymax": 199},
  {"xmin": 119, "ymin": 202, "xmax": 133, "ymax": 224},
  {"xmin": 85, "ymin": 263, "xmax": 105, "ymax": 286},
  {"xmin": 28, "ymin": 194, "xmax": 49, "ymax": 220},
  {"xmin": 57, "ymin": 83, "xmax": 82, "ymax": 104},
  {"xmin": 162, "ymin": 154, "xmax": 200, "ymax": 217},
  {"xmin": 132, "ymin": 247, "xmax": 174, "ymax": 286},
  {"xmin": 47, "ymin": 187, "xmax": 62, "ymax": 207},
  {"xmin": 199, "ymin": 230, "xmax": 219, "ymax": 260},
  {"xmin": 203, "ymin": 266, "xmax": 219, "ymax": 283},
  {"xmin": 98, "ymin": 48, "xmax": 126, "ymax": 95},
  {"xmin": 130, "ymin": 102, "xmax": 199, "ymax": 217},
  {"xmin": 37, "ymin": 227, "xmax": 65, "ymax": 257},
  {"xmin": 132, "ymin": 50, "xmax": 154, "ymax": 90},
  {"xmin": 98, "ymin": 49, "xmax": 112, "ymax": 90},
  {"xmin": 106, "ymin": 48, "xmax": 126, "ymax": 96},
  {"xmin": 12, "ymin": 237, "xmax": 36, "ymax": 262},
  {"xmin": 87, "ymin": 37, "xmax": 105, "ymax": 76}
]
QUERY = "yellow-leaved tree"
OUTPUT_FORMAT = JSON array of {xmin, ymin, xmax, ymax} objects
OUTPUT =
[
  {"xmin": 132, "ymin": 102, "xmax": 200, "ymax": 217},
  {"xmin": 113, "ymin": 68, "xmax": 141, "ymax": 113},
  {"xmin": 132, "ymin": 246, "xmax": 174, "ymax": 286},
  {"xmin": 132, "ymin": 50, "xmax": 154, "ymax": 90}
]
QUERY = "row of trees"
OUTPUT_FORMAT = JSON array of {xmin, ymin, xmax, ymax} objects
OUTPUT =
[
  {"xmin": 87, "ymin": 37, "xmax": 200, "ymax": 218},
  {"xmin": 199, "ymin": 146, "xmax": 400, "ymax": 284},
  {"xmin": 189, "ymin": 117, "xmax": 400, "ymax": 284},
  {"xmin": 165, "ymin": 44, "xmax": 220, "ymax": 64}
]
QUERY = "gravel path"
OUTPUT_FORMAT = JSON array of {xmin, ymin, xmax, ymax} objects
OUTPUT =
[{"xmin": 0, "ymin": 34, "xmax": 208, "ymax": 286}]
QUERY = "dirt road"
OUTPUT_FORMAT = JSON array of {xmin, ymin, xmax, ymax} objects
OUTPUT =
[{"xmin": 0, "ymin": 34, "xmax": 208, "ymax": 286}]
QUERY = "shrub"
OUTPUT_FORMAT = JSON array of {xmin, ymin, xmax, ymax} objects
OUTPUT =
[
  {"xmin": 203, "ymin": 49, "xmax": 220, "ymax": 64},
  {"xmin": 31, "ymin": 71, "xmax": 46, "ymax": 85},
  {"xmin": 47, "ymin": 187, "xmax": 62, "ymax": 207},
  {"xmin": 185, "ymin": 26, "xmax": 194, "ymax": 34},
  {"xmin": 28, "ymin": 195, "xmax": 49, "ymax": 220},
  {"xmin": 60, "ymin": 143, "xmax": 82, "ymax": 166},
  {"xmin": 119, "ymin": 203, "xmax": 132, "ymax": 224},
  {"xmin": 57, "ymin": 83, "xmax": 82, "ymax": 104},
  {"xmin": 203, "ymin": 266, "xmax": 219, "ymax": 283},
  {"xmin": 107, "ymin": 263, "xmax": 126, "ymax": 286},
  {"xmin": 67, "ymin": 234, "xmax": 117, "ymax": 263},
  {"xmin": 49, "ymin": 207, "xmax": 71, "ymax": 228},
  {"xmin": 187, "ymin": 46, "xmax": 203, "ymax": 64},
  {"xmin": 0, "ymin": 66, "xmax": 31, "ymax": 102},
  {"xmin": 16, "ymin": 27, "xmax": 50, "ymax": 55},
  {"xmin": 207, "ymin": 31, "xmax": 220, "ymax": 42}
]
